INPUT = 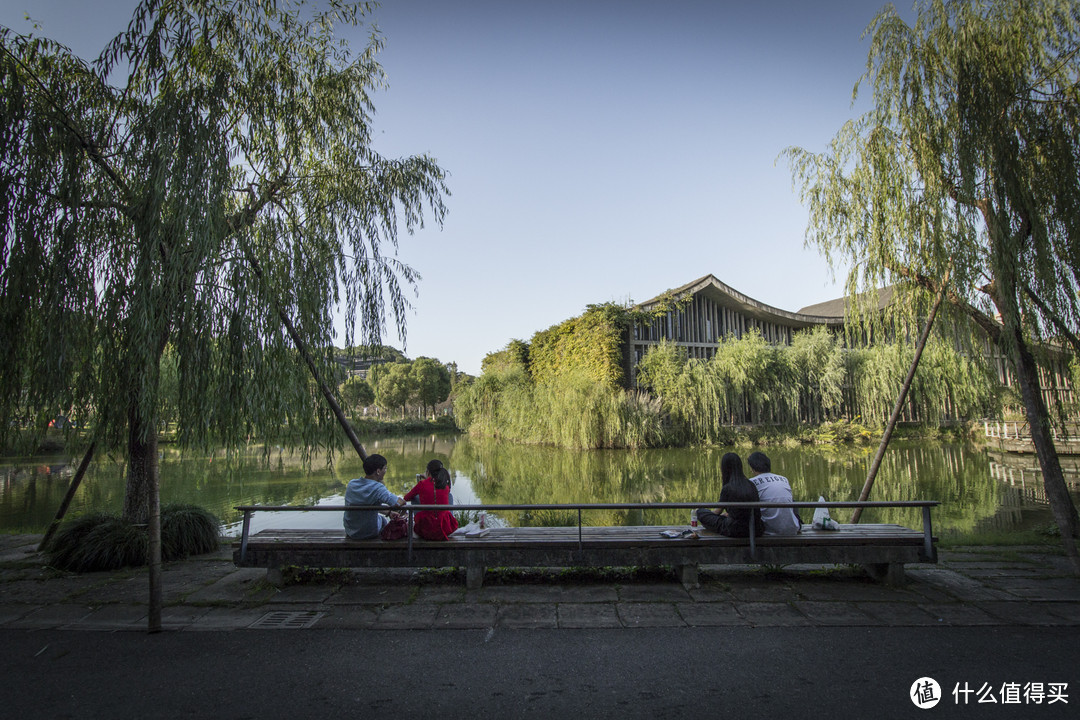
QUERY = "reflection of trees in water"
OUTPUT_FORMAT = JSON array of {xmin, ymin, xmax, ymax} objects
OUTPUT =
[
  {"xmin": 451, "ymin": 437, "xmax": 1010, "ymax": 533},
  {"xmin": 3, "ymin": 433, "xmax": 1067, "ymax": 536},
  {"xmin": 0, "ymin": 436, "xmax": 463, "ymax": 533}
]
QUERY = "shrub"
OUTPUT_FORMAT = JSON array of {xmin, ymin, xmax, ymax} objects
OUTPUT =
[
  {"xmin": 161, "ymin": 503, "xmax": 220, "ymax": 559},
  {"xmin": 47, "ymin": 514, "xmax": 148, "ymax": 572},
  {"xmin": 46, "ymin": 504, "xmax": 220, "ymax": 572}
]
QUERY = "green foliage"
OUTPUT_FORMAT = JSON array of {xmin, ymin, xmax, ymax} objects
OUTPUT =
[
  {"xmin": 411, "ymin": 357, "xmax": 452, "ymax": 416},
  {"xmin": 373, "ymin": 362, "xmax": 418, "ymax": 417},
  {"xmin": 783, "ymin": 0, "xmax": 1080, "ymax": 539},
  {"xmin": 46, "ymin": 504, "xmax": 220, "ymax": 572},
  {"xmin": 529, "ymin": 303, "xmax": 633, "ymax": 389},
  {"xmin": 339, "ymin": 376, "xmax": 375, "ymax": 414},
  {"xmin": 459, "ymin": 322, "xmax": 999, "ymax": 448},
  {"xmin": 481, "ymin": 339, "xmax": 530, "ymax": 376},
  {"xmin": 46, "ymin": 514, "xmax": 148, "ymax": 573},
  {"xmin": 160, "ymin": 503, "xmax": 220, "ymax": 559},
  {"xmin": 0, "ymin": 1, "xmax": 448, "ymax": 521},
  {"xmin": 453, "ymin": 366, "xmax": 663, "ymax": 449}
]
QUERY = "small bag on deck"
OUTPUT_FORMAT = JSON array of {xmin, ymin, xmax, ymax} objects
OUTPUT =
[
  {"xmin": 380, "ymin": 513, "xmax": 408, "ymax": 541},
  {"xmin": 812, "ymin": 496, "xmax": 841, "ymax": 531}
]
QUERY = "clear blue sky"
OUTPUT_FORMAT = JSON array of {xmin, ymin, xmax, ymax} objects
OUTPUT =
[{"xmin": 1, "ymin": 0, "xmax": 909, "ymax": 375}]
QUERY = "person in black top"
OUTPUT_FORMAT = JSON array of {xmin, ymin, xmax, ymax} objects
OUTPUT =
[{"xmin": 695, "ymin": 452, "xmax": 765, "ymax": 537}]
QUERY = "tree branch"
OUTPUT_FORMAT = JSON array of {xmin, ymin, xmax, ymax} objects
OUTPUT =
[
  {"xmin": 1022, "ymin": 280, "xmax": 1080, "ymax": 357},
  {"xmin": 890, "ymin": 264, "xmax": 1002, "ymax": 342}
]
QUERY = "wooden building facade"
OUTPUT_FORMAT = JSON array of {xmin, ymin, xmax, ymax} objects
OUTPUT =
[{"xmin": 628, "ymin": 274, "xmax": 844, "ymax": 384}]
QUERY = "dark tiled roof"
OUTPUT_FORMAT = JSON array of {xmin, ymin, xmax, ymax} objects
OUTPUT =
[{"xmin": 797, "ymin": 286, "xmax": 896, "ymax": 317}]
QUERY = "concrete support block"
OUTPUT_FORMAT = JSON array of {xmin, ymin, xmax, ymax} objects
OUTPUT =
[
  {"xmin": 466, "ymin": 564, "xmax": 485, "ymax": 590},
  {"xmin": 677, "ymin": 563, "xmax": 699, "ymax": 589},
  {"xmin": 864, "ymin": 562, "xmax": 906, "ymax": 587}
]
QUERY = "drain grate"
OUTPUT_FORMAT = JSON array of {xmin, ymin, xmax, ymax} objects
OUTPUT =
[{"xmin": 248, "ymin": 611, "xmax": 324, "ymax": 629}]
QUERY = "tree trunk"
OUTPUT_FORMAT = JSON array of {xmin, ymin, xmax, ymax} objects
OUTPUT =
[
  {"xmin": 1009, "ymin": 324, "xmax": 1080, "ymax": 545},
  {"xmin": 124, "ymin": 402, "xmax": 163, "ymax": 632},
  {"xmin": 993, "ymin": 243, "xmax": 1080, "ymax": 573},
  {"xmin": 852, "ymin": 277, "xmax": 948, "ymax": 523},
  {"xmin": 122, "ymin": 404, "xmax": 157, "ymax": 525}
]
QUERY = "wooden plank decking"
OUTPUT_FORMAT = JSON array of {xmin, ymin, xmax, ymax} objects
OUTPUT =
[{"xmin": 233, "ymin": 523, "xmax": 936, "ymax": 589}]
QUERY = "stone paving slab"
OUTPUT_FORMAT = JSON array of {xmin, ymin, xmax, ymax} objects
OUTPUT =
[
  {"xmin": 414, "ymin": 587, "xmax": 466, "ymax": 604},
  {"xmin": 7, "ymin": 604, "xmax": 95, "ymax": 629},
  {"xmin": 794, "ymin": 579, "xmax": 923, "ymax": 603},
  {"xmin": 685, "ymin": 585, "xmax": 735, "ymax": 603},
  {"xmin": 973, "ymin": 601, "xmax": 1079, "ymax": 626},
  {"xmin": 159, "ymin": 606, "xmax": 213, "ymax": 630},
  {"xmin": 979, "ymin": 577, "xmax": 1080, "ymax": 600},
  {"xmin": 468, "ymin": 585, "xmax": 618, "ymax": 604},
  {"xmin": 675, "ymin": 602, "xmax": 748, "ymax": 626},
  {"xmin": 556, "ymin": 603, "xmax": 622, "ymax": 629},
  {"xmin": 67, "ymin": 604, "xmax": 147, "ymax": 631},
  {"xmin": 0, "ymin": 575, "xmax": 103, "ymax": 604},
  {"xmin": 616, "ymin": 602, "xmax": 685, "ymax": 627},
  {"xmin": 434, "ymin": 604, "xmax": 498, "ymax": 629},
  {"xmin": 726, "ymin": 585, "xmax": 798, "ymax": 603},
  {"xmin": 0, "ymin": 537, "xmax": 41, "ymax": 564},
  {"xmin": 791, "ymin": 601, "xmax": 878, "ymax": 626},
  {"xmin": 312, "ymin": 606, "xmax": 379, "ymax": 630},
  {"xmin": 267, "ymin": 584, "xmax": 337, "ymax": 604},
  {"xmin": 183, "ymin": 568, "xmax": 270, "ymax": 605},
  {"xmin": 918, "ymin": 603, "xmax": 1002, "ymax": 626},
  {"xmin": 323, "ymin": 584, "xmax": 416, "ymax": 605},
  {"xmin": 1, "ymin": 534, "xmax": 1076, "ymax": 632},
  {"xmin": 497, "ymin": 604, "xmax": 558, "ymax": 629},
  {"xmin": 375, "ymin": 604, "xmax": 439, "ymax": 629},
  {"xmin": 0, "ymin": 604, "xmax": 32, "ymax": 625},
  {"xmin": 185, "ymin": 607, "xmax": 266, "ymax": 631},
  {"xmin": 907, "ymin": 568, "xmax": 1017, "ymax": 601},
  {"xmin": 735, "ymin": 602, "xmax": 812, "ymax": 627},
  {"xmin": 1042, "ymin": 602, "xmax": 1080, "ymax": 623},
  {"xmin": 854, "ymin": 601, "xmax": 942, "ymax": 626},
  {"xmin": 616, "ymin": 583, "xmax": 692, "ymax": 602}
]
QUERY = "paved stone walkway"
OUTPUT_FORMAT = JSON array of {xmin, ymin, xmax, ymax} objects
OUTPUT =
[{"xmin": 1, "ymin": 534, "xmax": 1077, "ymax": 631}]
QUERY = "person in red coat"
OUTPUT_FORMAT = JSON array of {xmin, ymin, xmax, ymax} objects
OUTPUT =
[{"xmin": 403, "ymin": 466, "xmax": 459, "ymax": 540}]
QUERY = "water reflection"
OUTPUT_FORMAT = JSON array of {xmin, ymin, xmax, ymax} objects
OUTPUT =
[{"xmin": 0, "ymin": 433, "xmax": 1075, "ymax": 539}]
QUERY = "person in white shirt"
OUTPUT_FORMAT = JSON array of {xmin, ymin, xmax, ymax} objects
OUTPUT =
[{"xmin": 746, "ymin": 451, "xmax": 802, "ymax": 535}]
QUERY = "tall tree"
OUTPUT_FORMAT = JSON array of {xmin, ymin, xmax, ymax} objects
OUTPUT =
[
  {"xmin": 786, "ymin": 0, "xmax": 1080, "ymax": 569},
  {"xmin": 411, "ymin": 356, "xmax": 451, "ymax": 417},
  {"xmin": 0, "ymin": 0, "xmax": 448, "ymax": 626},
  {"xmin": 374, "ymin": 362, "xmax": 416, "ymax": 417}
]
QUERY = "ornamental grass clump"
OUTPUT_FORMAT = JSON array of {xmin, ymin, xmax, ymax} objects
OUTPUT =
[
  {"xmin": 47, "ymin": 513, "xmax": 148, "ymax": 573},
  {"xmin": 47, "ymin": 504, "xmax": 220, "ymax": 572},
  {"xmin": 161, "ymin": 503, "xmax": 220, "ymax": 559}
]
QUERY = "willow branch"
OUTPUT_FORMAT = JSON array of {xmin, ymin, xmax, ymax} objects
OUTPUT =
[{"xmin": 1022, "ymin": 281, "xmax": 1080, "ymax": 357}]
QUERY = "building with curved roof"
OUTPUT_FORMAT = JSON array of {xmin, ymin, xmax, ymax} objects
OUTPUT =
[{"xmin": 628, "ymin": 274, "xmax": 850, "ymax": 380}]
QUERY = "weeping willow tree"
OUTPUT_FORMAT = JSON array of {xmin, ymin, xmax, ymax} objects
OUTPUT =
[
  {"xmin": 0, "ymin": 0, "xmax": 448, "ymax": 626},
  {"xmin": 785, "ymin": 0, "xmax": 1080, "ymax": 569}
]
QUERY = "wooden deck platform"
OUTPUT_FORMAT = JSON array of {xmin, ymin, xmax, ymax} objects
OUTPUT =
[{"xmin": 233, "ymin": 522, "xmax": 937, "ymax": 589}]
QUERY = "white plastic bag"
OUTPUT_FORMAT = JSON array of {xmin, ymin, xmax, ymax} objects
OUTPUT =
[{"xmin": 812, "ymin": 496, "xmax": 841, "ymax": 531}]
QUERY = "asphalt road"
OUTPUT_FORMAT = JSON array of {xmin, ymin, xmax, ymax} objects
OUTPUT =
[{"xmin": 4, "ymin": 626, "xmax": 1078, "ymax": 719}]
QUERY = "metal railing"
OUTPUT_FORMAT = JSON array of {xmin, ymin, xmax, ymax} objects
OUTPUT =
[{"xmin": 235, "ymin": 500, "xmax": 939, "ymax": 564}]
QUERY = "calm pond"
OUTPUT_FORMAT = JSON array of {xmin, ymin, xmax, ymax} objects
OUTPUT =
[{"xmin": 2, "ymin": 433, "xmax": 1076, "ymax": 539}]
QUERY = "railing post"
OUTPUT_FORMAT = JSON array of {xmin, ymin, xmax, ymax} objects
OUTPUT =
[
  {"xmin": 406, "ymin": 507, "xmax": 414, "ymax": 562},
  {"xmin": 921, "ymin": 505, "xmax": 936, "ymax": 563},
  {"xmin": 578, "ymin": 508, "xmax": 583, "ymax": 553},
  {"xmin": 749, "ymin": 507, "xmax": 757, "ymax": 561},
  {"xmin": 239, "ymin": 509, "xmax": 252, "ymax": 563}
]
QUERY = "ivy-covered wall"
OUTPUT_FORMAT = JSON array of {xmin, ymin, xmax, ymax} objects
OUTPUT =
[{"xmin": 528, "ymin": 303, "xmax": 633, "ymax": 388}]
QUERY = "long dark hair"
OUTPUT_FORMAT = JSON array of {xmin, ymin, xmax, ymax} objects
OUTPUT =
[
  {"xmin": 434, "ymin": 467, "xmax": 451, "ymax": 490},
  {"xmin": 720, "ymin": 452, "xmax": 747, "ymax": 486}
]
